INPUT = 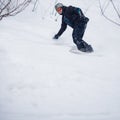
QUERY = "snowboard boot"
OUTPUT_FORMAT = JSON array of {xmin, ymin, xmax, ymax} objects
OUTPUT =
[{"xmin": 77, "ymin": 41, "xmax": 93, "ymax": 53}]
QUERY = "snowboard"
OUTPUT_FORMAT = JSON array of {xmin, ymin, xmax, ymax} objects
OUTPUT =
[{"xmin": 69, "ymin": 46, "xmax": 93, "ymax": 54}]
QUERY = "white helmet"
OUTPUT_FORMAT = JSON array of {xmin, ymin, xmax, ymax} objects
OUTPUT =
[{"xmin": 55, "ymin": 3, "xmax": 63, "ymax": 10}]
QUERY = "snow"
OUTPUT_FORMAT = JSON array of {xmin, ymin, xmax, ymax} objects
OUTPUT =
[{"xmin": 0, "ymin": 0, "xmax": 120, "ymax": 120}]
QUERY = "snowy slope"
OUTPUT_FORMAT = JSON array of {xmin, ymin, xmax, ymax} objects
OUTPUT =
[{"xmin": 0, "ymin": 0, "xmax": 120, "ymax": 120}]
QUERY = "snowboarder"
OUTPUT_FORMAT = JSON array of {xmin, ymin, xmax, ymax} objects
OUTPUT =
[{"xmin": 53, "ymin": 3, "xmax": 93, "ymax": 52}]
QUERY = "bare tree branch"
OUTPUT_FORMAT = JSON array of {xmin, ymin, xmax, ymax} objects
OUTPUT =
[
  {"xmin": 32, "ymin": 0, "xmax": 38, "ymax": 12},
  {"xmin": 102, "ymin": 0, "xmax": 110, "ymax": 13},
  {"xmin": 0, "ymin": 0, "xmax": 31, "ymax": 20},
  {"xmin": 110, "ymin": 0, "xmax": 120, "ymax": 18},
  {"xmin": 99, "ymin": 0, "xmax": 120, "ymax": 26}
]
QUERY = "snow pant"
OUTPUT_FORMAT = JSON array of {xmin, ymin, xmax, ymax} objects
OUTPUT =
[{"xmin": 72, "ymin": 23, "xmax": 90, "ymax": 51}]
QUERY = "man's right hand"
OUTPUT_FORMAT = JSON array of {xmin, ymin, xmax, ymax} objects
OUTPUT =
[{"xmin": 53, "ymin": 34, "xmax": 59, "ymax": 39}]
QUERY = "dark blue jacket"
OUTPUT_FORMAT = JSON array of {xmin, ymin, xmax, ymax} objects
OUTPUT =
[{"xmin": 56, "ymin": 6, "xmax": 89, "ymax": 37}]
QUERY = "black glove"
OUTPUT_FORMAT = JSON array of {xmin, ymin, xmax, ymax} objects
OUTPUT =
[{"xmin": 53, "ymin": 34, "xmax": 59, "ymax": 39}]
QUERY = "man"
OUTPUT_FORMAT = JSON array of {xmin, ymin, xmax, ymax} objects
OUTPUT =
[{"xmin": 53, "ymin": 3, "xmax": 93, "ymax": 52}]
